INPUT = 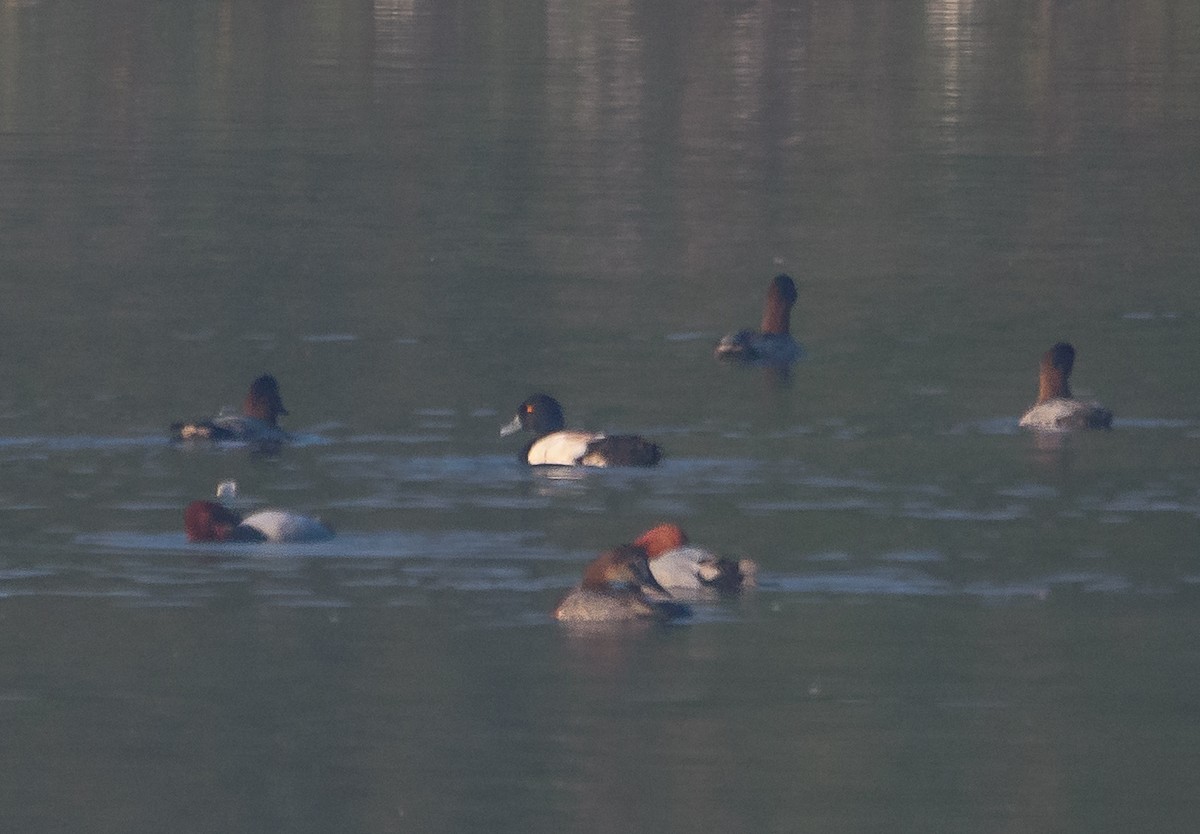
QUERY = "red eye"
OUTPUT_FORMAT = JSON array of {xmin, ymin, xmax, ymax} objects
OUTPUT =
[{"xmin": 525, "ymin": 404, "xmax": 534, "ymax": 413}]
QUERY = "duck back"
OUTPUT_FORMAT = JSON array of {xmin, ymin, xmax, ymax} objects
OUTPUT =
[
  {"xmin": 241, "ymin": 510, "xmax": 334, "ymax": 542},
  {"xmin": 1020, "ymin": 398, "xmax": 1113, "ymax": 431},
  {"xmin": 554, "ymin": 586, "xmax": 689, "ymax": 622},
  {"xmin": 580, "ymin": 435, "xmax": 663, "ymax": 467}
]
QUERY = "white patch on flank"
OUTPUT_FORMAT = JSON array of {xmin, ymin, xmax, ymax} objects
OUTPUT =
[
  {"xmin": 1019, "ymin": 398, "xmax": 1099, "ymax": 429},
  {"xmin": 241, "ymin": 510, "xmax": 333, "ymax": 543},
  {"xmin": 527, "ymin": 431, "xmax": 600, "ymax": 466}
]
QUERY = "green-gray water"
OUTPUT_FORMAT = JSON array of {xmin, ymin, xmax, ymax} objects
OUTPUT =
[{"xmin": 2, "ymin": 1, "xmax": 1200, "ymax": 831}]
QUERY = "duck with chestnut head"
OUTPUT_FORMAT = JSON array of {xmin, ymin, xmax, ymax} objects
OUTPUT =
[
  {"xmin": 1018, "ymin": 343, "xmax": 1113, "ymax": 431},
  {"xmin": 634, "ymin": 523, "xmax": 757, "ymax": 594},
  {"xmin": 184, "ymin": 499, "xmax": 333, "ymax": 544},
  {"xmin": 171, "ymin": 374, "xmax": 292, "ymax": 444},
  {"xmin": 714, "ymin": 274, "xmax": 803, "ymax": 364},
  {"xmin": 554, "ymin": 545, "xmax": 690, "ymax": 622}
]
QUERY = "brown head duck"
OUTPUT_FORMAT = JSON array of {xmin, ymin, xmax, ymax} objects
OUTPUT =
[{"xmin": 1018, "ymin": 343, "xmax": 1113, "ymax": 431}]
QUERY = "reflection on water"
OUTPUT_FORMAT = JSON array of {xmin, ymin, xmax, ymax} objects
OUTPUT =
[{"xmin": 2, "ymin": 0, "xmax": 1200, "ymax": 831}]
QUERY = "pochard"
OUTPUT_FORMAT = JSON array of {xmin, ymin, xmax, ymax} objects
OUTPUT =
[
  {"xmin": 714, "ymin": 274, "xmax": 803, "ymax": 364},
  {"xmin": 554, "ymin": 544, "xmax": 691, "ymax": 622},
  {"xmin": 184, "ymin": 500, "xmax": 333, "ymax": 543},
  {"xmin": 1018, "ymin": 342, "xmax": 1113, "ymax": 430},
  {"xmin": 633, "ymin": 523, "xmax": 757, "ymax": 593},
  {"xmin": 171, "ymin": 374, "xmax": 291, "ymax": 443}
]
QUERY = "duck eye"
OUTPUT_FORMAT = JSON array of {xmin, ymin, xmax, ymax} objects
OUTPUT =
[{"xmin": 525, "ymin": 404, "xmax": 534, "ymax": 413}]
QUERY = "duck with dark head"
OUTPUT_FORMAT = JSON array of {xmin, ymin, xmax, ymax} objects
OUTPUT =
[{"xmin": 500, "ymin": 393, "xmax": 662, "ymax": 467}]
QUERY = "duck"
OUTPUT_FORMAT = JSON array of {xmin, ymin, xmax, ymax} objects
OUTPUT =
[
  {"xmin": 714, "ymin": 274, "xmax": 803, "ymax": 363},
  {"xmin": 184, "ymin": 500, "xmax": 334, "ymax": 543},
  {"xmin": 554, "ymin": 544, "xmax": 691, "ymax": 622},
  {"xmin": 500, "ymin": 393, "xmax": 663, "ymax": 467},
  {"xmin": 633, "ymin": 523, "xmax": 757, "ymax": 593},
  {"xmin": 171, "ymin": 374, "xmax": 291, "ymax": 443},
  {"xmin": 1018, "ymin": 342, "xmax": 1113, "ymax": 430}
]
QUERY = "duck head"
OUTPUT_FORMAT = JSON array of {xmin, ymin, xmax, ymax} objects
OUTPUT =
[
  {"xmin": 500, "ymin": 393, "xmax": 567, "ymax": 437},
  {"xmin": 633, "ymin": 523, "xmax": 690, "ymax": 558},
  {"xmin": 184, "ymin": 500, "xmax": 246, "ymax": 542}
]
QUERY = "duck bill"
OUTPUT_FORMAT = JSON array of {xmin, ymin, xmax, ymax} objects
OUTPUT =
[{"xmin": 499, "ymin": 415, "xmax": 523, "ymax": 437}]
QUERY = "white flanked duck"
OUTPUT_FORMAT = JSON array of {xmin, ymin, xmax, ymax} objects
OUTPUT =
[
  {"xmin": 714, "ymin": 274, "xmax": 803, "ymax": 364},
  {"xmin": 633, "ymin": 523, "xmax": 757, "ymax": 593},
  {"xmin": 500, "ymin": 393, "xmax": 662, "ymax": 467},
  {"xmin": 171, "ymin": 374, "xmax": 292, "ymax": 443},
  {"xmin": 554, "ymin": 544, "xmax": 691, "ymax": 622},
  {"xmin": 184, "ymin": 500, "xmax": 333, "ymax": 543},
  {"xmin": 1018, "ymin": 342, "xmax": 1113, "ymax": 431}
]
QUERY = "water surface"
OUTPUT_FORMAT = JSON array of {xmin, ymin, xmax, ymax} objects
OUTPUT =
[{"xmin": 2, "ymin": 1, "xmax": 1200, "ymax": 831}]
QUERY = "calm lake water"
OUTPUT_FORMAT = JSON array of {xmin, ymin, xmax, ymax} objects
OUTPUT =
[{"xmin": 3, "ymin": 0, "xmax": 1200, "ymax": 831}]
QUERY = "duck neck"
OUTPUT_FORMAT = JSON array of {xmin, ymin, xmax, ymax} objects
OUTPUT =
[
  {"xmin": 244, "ymin": 396, "xmax": 276, "ymax": 425},
  {"xmin": 760, "ymin": 295, "xmax": 792, "ymax": 335},
  {"xmin": 1037, "ymin": 364, "xmax": 1071, "ymax": 403},
  {"xmin": 763, "ymin": 300, "xmax": 792, "ymax": 333}
]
